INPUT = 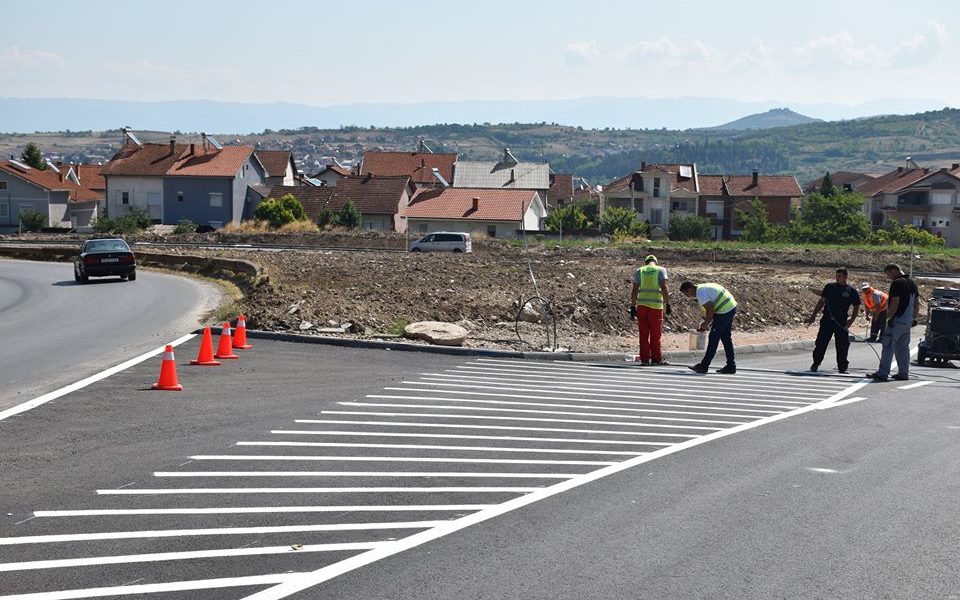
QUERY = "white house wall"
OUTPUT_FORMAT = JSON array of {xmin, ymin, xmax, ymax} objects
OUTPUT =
[{"xmin": 106, "ymin": 175, "xmax": 163, "ymax": 218}]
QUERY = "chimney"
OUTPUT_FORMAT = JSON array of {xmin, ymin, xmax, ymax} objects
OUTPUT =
[
  {"xmin": 189, "ymin": 143, "xmax": 195, "ymax": 155},
  {"xmin": 509, "ymin": 168, "xmax": 515, "ymax": 183},
  {"xmin": 640, "ymin": 161, "xmax": 646, "ymax": 171},
  {"xmin": 898, "ymin": 166, "xmax": 903, "ymax": 172},
  {"xmin": 472, "ymin": 196, "xmax": 480, "ymax": 211},
  {"xmin": 421, "ymin": 158, "xmax": 426, "ymax": 167},
  {"xmin": 169, "ymin": 134, "xmax": 176, "ymax": 154},
  {"xmin": 751, "ymin": 170, "xmax": 758, "ymax": 186},
  {"xmin": 953, "ymin": 163, "xmax": 959, "ymax": 170}
]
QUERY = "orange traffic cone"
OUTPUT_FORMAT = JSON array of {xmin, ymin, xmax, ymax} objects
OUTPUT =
[
  {"xmin": 152, "ymin": 345, "xmax": 183, "ymax": 391},
  {"xmin": 191, "ymin": 327, "xmax": 221, "ymax": 366},
  {"xmin": 215, "ymin": 322, "xmax": 240, "ymax": 359},
  {"xmin": 233, "ymin": 314, "xmax": 253, "ymax": 350}
]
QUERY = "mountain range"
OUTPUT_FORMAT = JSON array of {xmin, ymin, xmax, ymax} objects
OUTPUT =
[{"xmin": 0, "ymin": 96, "xmax": 949, "ymax": 134}]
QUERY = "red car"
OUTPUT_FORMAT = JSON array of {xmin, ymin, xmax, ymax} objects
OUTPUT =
[{"xmin": 73, "ymin": 238, "xmax": 137, "ymax": 283}]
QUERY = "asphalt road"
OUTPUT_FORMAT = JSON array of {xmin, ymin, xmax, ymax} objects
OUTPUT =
[
  {"xmin": 2, "ymin": 336, "xmax": 956, "ymax": 599},
  {"xmin": 0, "ymin": 258, "xmax": 221, "ymax": 411}
]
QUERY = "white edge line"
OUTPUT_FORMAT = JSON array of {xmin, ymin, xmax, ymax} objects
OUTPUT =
[
  {"xmin": 898, "ymin": 381, "xmax": 933, "ymax": 390},
  {"xmin": 239, "ymin": 375, "xmax": 867, "ymax": 600},
  {"xmin": 34, "ymin": 505, "xmax": 495, "ymax": 517},
  {"xmin": 814, "ymin": 396, "xmax": 868, "ymax": 410},
  {"xmin": 0, "ymin": 573, "xmax": 296, "ymax": 600},
  {"xmin": 0, "ymin": 333, "xmax": 197, "ymax": 422}
]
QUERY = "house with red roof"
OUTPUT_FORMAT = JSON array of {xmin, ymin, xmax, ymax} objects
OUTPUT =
[
  {"xmin": 403, "ymin": 187, "xmax": 546, "ymax": 238},
  {"xmin": 697, "ymin": 171, "xmax": 802, "ymax": 240},
  {"xmin": 101, "ymin": 131, "xmax": 267, "ymax": 228},
  {"xmin": 0, "ymin": 158, "xmax": 104, "ymax": 228},
  {"xmin": 312, "ymin": 162, "xmax": 353, "ymax": 187},
  {"xmin": 359, "ymin": 150, "xmax": 456, "ymax": 189},
  {"xmin": 254, "ymin": 150, "xmax": 298, "ymax": 187},
  {"xmin": 267, "ymin": 175, "xmax": 413, "ymax": 232},
  {"xmin": 601, "ymin": 162, "xmax": 700, "ymax": 232}
]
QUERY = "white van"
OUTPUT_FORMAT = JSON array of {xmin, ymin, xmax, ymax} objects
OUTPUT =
[{"xmin": 409, "ymin": 231, "xmax": 472, "ymax": 253}]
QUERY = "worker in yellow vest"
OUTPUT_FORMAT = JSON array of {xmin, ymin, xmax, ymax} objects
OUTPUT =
[
  {"xmin": 860, "ymin": 282, "xmax": 889, "ymax": 342},
  {"xmin": 629, "ymin": 255, "xmax": 671, "ymax": 365},
  {"xmin": 680, "ymin": 281, "xmax": 738, "ymax": 374}
]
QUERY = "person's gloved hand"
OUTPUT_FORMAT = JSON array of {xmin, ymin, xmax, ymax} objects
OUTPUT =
[
  {"xmin": 629, "ymin": 306, "xmax": 637, "ymax": 319},
  {"xmin": 665, "ymin": 304, "xmax": 672, "ymax": 317}
]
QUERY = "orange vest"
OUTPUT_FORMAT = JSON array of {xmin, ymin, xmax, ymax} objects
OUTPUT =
[{"xmin": 861, "ymin": 288, "xmax": 888, "ymax": 312}]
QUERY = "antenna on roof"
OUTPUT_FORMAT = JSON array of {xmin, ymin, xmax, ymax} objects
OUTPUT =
[{"xmin": 121, "ymin": 127, "xmax": 142, "ymax": 147}]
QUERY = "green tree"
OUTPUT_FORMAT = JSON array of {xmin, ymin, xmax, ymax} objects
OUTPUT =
[
  {"xmin": 20, "ymin": 142, "xmax": 46, "ymax": 170},
  {"xmin": 254, "ymin": 194, "xmax": 307, "ymax": 228},
  {"xmin": 335, "ymin": 198, "xmax": 362, "ymax": 229},
  {"xmin": 667, "ymin": 214, "xmax": 712, "ymax": 241},
  {"xmin": 736, "ymin": 198, "xmax": 772, "ymax": 242},
  {"xmin": 315, "ymin": 206, "xmax": 334, "ymax": 228},
  {"xmin": 819, "ymin": 172, "xmax": 836, "ymax": 197},
  {"xmin": 598, "ymin": 207, "xmax": 648, "ymax": 237},
  {"xmin": 545, "ymin": 205, "xmax": 588, "ymax": 232},
  {"xmin": 789, "ymin": 190, "xmax": 870, "ymax": 244},
  {"xmin": 19, "ymin": 209, "xmax": 46, "ymax": 231}
]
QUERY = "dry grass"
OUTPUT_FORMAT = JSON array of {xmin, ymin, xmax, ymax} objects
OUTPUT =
[
  {"xmin": 219, "ymin": 221, "xmax": 271, "ymax": 234},
  {"xmin": 278, "ymin": 220, "xmax": 320, "ymax": 234}
]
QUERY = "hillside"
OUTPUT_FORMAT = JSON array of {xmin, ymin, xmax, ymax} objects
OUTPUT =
[
  {"xmin": 711, "ymin": 108, "xmax": 821, "ymax": 130},
  {"xmin": 3, "ymin": 108, "xmax": 960, "ymax": 186}
]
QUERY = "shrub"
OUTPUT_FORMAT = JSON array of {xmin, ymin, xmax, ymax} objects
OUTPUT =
[
  {"xmin": 316, "ymin": 206, "xmax": 334, "ymax": 228},
  {"xmin": 334, "ymin": 198, "xmax": 362, "ymax": 229},
  {"xmin": 868, "ymin": 222, "xmax": 945, "ymax": 247},
  {"xmin": 789, "ymin": 191, "xmax": 870, "ymax": 244},
  {"xmin": 598, "ymin": 207, "xmax": 648, "ymax": 238},
  {"xmin": 545, "ymin": 205, "xmax": 588, "ymax": 232},
  {"xmin": 668, "ymin": 214, "xmax": 712, "ymax": 241},
  {"xmin": 19, "ymin": 209, "xmax": 46, "ymax": 232},
  {"xmin": 91, "ymin": 216, "xmax": 114, "ymax": 233},
  {"xmin": 254, "ymin": 194, "xmax": 307, "ymax": 228},
  {"xmin": 173, "ymin": 219, "xmax": 197, "ymax": 234},
  {"xmin": 278, "ymin": 219, "xmax": 319, "ymax": 233}
]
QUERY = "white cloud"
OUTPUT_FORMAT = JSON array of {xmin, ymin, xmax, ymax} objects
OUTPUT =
[
  {"xmin": 793, "ymin": 22, "xmax": 948, "ymax": 70},
  {"xmin": 0, "ymin": 46, "xmax": 65, "ymax": 75},
  {"xmin": 563, "ymin": 41, "xmax": 599, "ymax": 66}
]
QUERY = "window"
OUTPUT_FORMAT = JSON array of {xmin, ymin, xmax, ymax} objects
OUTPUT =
[
  {"xmin": 649, "ymin": 208, "xmax": 663, "ymax": 225},
  {"xmin": 209, "ymin": 192, "xmax": 222, "ymax": 208},
  {"xmin": 671, "ymin": 200, "xmax": 689, "ymax": 212},
  {"xmin": 418, "ymin": 223, "xmax": 428, "ymax": 233},
  {"xmin": 0, "ymin": 203, "xmax": 7, "ymax": 217},
  {"xmin": 632, "ymin": 176, "xmax": 643, "ymax": 192},
  {"xmin": 653, "ymin": 178, "xmax": 661, "ymax": 198},
  {"xmin": 487, "ymin": 225, "xmax": 497, "ymax": 238},
  {"xmin": 121, "ymin": 191, "xmax": 129, "ymax": 205},
  {"xmin": 912, "ymin": 217, "xmax": 925, "ymax": 228},
  {"xmin": 177, "ymin": 191, "xmax": 184, "ymax": 202},
  {"xmin": 0, "ymin": 181, "xmax": 7, "ymax": 190}
]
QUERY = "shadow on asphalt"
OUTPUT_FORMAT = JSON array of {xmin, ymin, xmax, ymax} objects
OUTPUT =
[{"xmin": 51, "ymin": 278, "xmax": 126, "ymax": 287}]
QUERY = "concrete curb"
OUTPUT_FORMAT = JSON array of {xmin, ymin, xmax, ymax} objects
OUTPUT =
[{"xmin": 204, "ymin": 326, "xmax": 817, "ymax": 363}]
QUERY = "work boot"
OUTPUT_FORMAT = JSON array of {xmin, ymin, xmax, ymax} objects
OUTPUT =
[
  {"xmin": 716, "ymin": 365, "xmax": 737, "ymax": 374},
  {"xmin": 688, "ymin": 363, "xmax": 708, "ymax": 374},
  {"xmin": 868, "ymin": 372, "xmax": 889, "ymax": 382},
  {"xmin": 651, "ymin": 359, "xmax": 670, "ymax": 366},
  {"xmin": 892, "ymin": 374, "xmax": 909, "ymax": 381},
  {"xmin": 809, "ymin": 363, "xmax": 819, "ymax": 372},
  {"xmin": 838, "ymin": 364, "xmax": 849, "ymax": 374}
]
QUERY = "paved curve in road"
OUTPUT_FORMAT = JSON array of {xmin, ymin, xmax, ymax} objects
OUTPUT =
[{"xmin": 0, "ymin": 259, "xmax": 221, "ymax": 411}]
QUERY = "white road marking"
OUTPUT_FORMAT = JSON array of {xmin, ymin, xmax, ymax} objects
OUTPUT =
[
  {"xmin": 295, "ymin": 419, "xmax": 702, "ymax": 437},
  {"xmin": 814, "ymin": 396, "xmax": 868, "ymax": 410},
  {"xmin": 0, "ymin": 542, "xmax": 388, "ymax": 572},
  {"xmin": 344, "ymin": 401, "xmax": 744, "ymax": 426},
  {"xmin": 898, "ymin": 381, "xmax": 933, "ymax": 390},
  {"xmin": 320, "ymin": 411, "xmax": 723, "ymax": 431},
  {"xmin": 97, "ymin": 486, "xmax": 542, "ymax": 495},
  {"xmin": 34, "ymin": 505, "xmax": 494, "ymax": 517},
  {"xmin": 0, "ymin": 573, "xmax": 298, "ymax": 600},
  {"xmin": 0, "ymin": 521, "xmax": 445, "ymax": 545},
  {"xmin": 0, "ymin": 333, "xmax": 196, "ymax": 422},
  {"xmin": 807, "ymin": 467, "xmax": 841, "ymax": 474},
  {"xmin": 190, "ymin": 455, "xmax": 615, "ymax": 466},
  {"xmin": 154, "ymin": 471, "xmax": 579, "ymax": 479},
  {"xmin": 238, "ymin": 367, "xmax": 868, "ymax": 600},
  {"xmin": 237, "ymin": 441, "xmax": 646, "ymax": 456},
  {"xmin": 269, "ymin": 430, "xmax": 674, "ymax": 447}
]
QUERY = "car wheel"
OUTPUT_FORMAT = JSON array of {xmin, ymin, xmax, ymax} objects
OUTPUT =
[
  {"xmin": 74, "ymin": 267, "xmax": 82, "ymax": 283},
  {"xmin": 411, "ymin": 248, "xmax": 422, "ymax": 253},
  {"xmin": 128, "ymin": 271, "xmax": 137, "ymax": 281},
  {"xmin": 452, "ymin": 248, "xmax": 463, "ymax": 253},
  {"xmin": 916, "ymin": 347, "xmax": 926, "ymax": 366}
]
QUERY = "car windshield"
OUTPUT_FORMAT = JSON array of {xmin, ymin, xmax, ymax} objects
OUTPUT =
[{"xmin": 84, "ymin": 240, "xmax": 129, "ymax": 253}]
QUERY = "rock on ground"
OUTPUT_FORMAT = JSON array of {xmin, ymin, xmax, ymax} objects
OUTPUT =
[{"xmin": 404, "ymin": 321, "xmax": 469, "ymax": 346}]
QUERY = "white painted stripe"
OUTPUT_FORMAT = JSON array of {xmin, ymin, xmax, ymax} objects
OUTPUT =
[
  {"xmin": 445, "ymin": 367, "xmax": 828, "ymax": 399},
  {"xmin": 410, "ymin": 377, "xmax": 808, "ymax": 408},
  {"xmin": 237, "ymin": 441, "xmax": 645, "ymax": 456},
  {"xmin": 269, "ymin": 430, "xmax": 673, "ymax": 447},
  {"xmin": 190, "ymin": 454, "xmax": 616, "ymax": 466},
  {"xmin": 397, "ymin": 383, "xmax": 789, "ymax": 413},
  {"xmin": 0, "ymin": 333, "xmax": 196, "ymax": 423},
  {"xmin": 238, "ymin": 369, "xmax": 869, "ymax": 600},
  {"xmin": 0, "ymin": 521, "xmax": 445, "ymax": 545},
  {"xmin": 297, "ymin": 418, "xmax": 706, "ymax": 437},
  {"xmin": 370, "ymin": 394, "xmax": 765, "ymax": 421},
  {"xmin": 34, "ymin": 505, "xmax": 494, "ymax": 517},
  {"xmin": 0, "ymin": 542, "xmax": 387, "ymax": 573},
  {"xmin": 815, "ymin": 396, "xmax": 868, "ymax": 410},
  {"xmin": 343, "ymin": 401, "xmax": 745, "ymax": 426},
  {"xmin": 320, "ymin": 411, "xmax": 723, "ymax": 431},
  {"xmin": 898, "ymin": 381, "xmax": 933, "ymax": 390},
  {"xmin": 0, "ymin": 573, "xmax": 296, "ymax": 600},
  {"xmin": 155, "ymin": 471, "xmax": 578, "ymax": 479},
  {"xmin": 97, "ymin": 487, "xmax": 540, "ymax": 495}
]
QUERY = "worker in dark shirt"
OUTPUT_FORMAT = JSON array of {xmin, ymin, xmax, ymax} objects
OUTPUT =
[
  {"xmin": 869, "ymin": 264, "xmax": 920, "ymax": 382},
  {"xmin": 806, "ymin": 267, "xmax": 861, "ymax": 373}
]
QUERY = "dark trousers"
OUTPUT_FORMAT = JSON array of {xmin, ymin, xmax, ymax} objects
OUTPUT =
[
  {"xmin": 869, "ymin": 312, "xmax": 886, "ymax": 340},
  {"xmin": 812, "ymin": 318, "xmax": 850, "ymax": 371},
  {"xmin": 701, "ymin": 307, "xmax": 736, "ymax": 368}
]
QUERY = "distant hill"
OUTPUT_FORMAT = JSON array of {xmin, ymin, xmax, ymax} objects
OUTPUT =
[{"xmin": 711, "ymin": 108, "xmax": 822, "ymax": 130}]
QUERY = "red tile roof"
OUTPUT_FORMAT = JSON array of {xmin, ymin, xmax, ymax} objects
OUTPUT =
[
  {"xmin": 100, "ymin": 142, "xmax": 188, "ymax": 177},
  {"xmin": 314, "ymin": 164, "xmax": 352, "ymax": 177},
  {"xmin": 855, "ymin": 167, "xmax": 938, "ymax": 197},
  {"xmin": 168, "ymin": 145, "xmax": 253, "ymax": 178},
  {"xmin": 255, "ymin": 150, "xmax": 293, "ymax": 178},
  {"xmin": 268, "ymin": 175, "xmax": 410, "ymax": 219},
  {"xmin": 697, "ymin": 175, "xmax": 725, "ymax": 196},
  {"xmin": 405, "ymin": 188, "xmax": 538, "ymax": 222},
  {"xmin": 360, "ymin": 151, "xmax": 456, "ymax": 185},
  {"xmin": 722, "ymin": 174, "xmax": 802, "ymax": 198},
  {"xmin": 0, "ymin": 160, "xmax": 103, "ymax": 202},
  {"xmin": 801, "ymin": 171, "xmax": 875, "ymax": 195},
  {"xmin": 602, "ymin": 164, "xmax": 698, "ymax": 194}
]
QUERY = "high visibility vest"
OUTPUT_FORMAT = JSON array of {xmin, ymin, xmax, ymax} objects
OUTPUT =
[
  {"xmin": 699, "ymin": 283, "xmax": 737, "ymax": 314},
  {"xmin": 635, "ymin": 265, "xmax": 664, "ymax": 310},
  {"xmin": 861, "ymin": 288, "xmax": 888, "ymax": 312}
]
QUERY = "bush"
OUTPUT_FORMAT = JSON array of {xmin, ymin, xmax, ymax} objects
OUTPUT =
[
  {"xmin": 89, "ymin": 207, "xmax": 152, "ymax": 234},
  {"xmin": 868, "ymin": 222, "xmax": 945, "ymax": 247},
  {"xmin": 598, "ymin": 207, "xmax": 648, "ymax": 238},
  {"xmin": 668, "ymin": 214, "xmax": 712, "ymax": 241},
  {"xmin": 334, "ymin": 198, "xmax": 362, "ymax": 229},
  {"xmin": 316, "ymin": 206, "xmax": 334, "ymax": 228},
  {"xmin": 789, "ymin": 191, "xmax": 870, "ymax": 244},
  {"xmin": 19, "ymin": 209, "xmax": 46, "ymax": 232},
  {"xmin": 91, "ymin": 216, "xmax": 114, "ymax": 233},
  {"xmin": 173, "ymin": 219, "xmax": 197, "ymax": 234},
  {"xmin": 254, "ymin": 194, "xmax": 307, "ymax": 228},
  {"xmin": 545, "ymin": 205, "xmax": 588, "ymax": 232}
]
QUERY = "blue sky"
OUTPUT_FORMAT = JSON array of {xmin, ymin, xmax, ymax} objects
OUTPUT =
[{"xmin": 3, "ymin": 0, "xmax": 957, "ymax": 108}]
